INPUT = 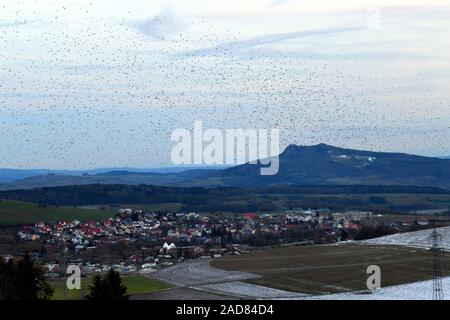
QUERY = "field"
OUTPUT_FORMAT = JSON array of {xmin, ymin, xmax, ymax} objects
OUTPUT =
[
  {"xmin": 51, "ymin": 275, "xmax": 172, "ymax": 300},
  {"xmin": 4, "ymin": 183, "xmax": 450, "ymax": 214},
  {"xmin": 0, "ymin": 200, "xmax": 115, "ymax": 225},
  {"xmin": 122, "ymin": 203, "xmax": 184, "ymax": 212},
  {"xmin": 365, "ymin": 226, "xmax": 450, "ymax": 250},
  {"xmin": 1, "ymin": 193, "xmax": 448, "ymax": 226},
  {"xmin": 210, "ymin": 243, "xmax": 450, "ymax": 295},
  {"xmin": 266, "ymin": 193, "xmax": 450, "ymax": 213}
]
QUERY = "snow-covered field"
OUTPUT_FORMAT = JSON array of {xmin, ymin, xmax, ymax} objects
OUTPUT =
[
  {"xmin": 150, "ymin": 259, "xmax": 260, "ymax": 287},
  {"xmin": 305, "ymin": 276, "xmax": 449, "ymax": 300},
  {"xmin": 149, "ymin": 259, "xmax": 306, "ymax": 299},
  {"xmin": 148, "ymin": 228, "xmax": 450, "ymax": 300},
  {"xmin": 364, "ymin": 226, "xmax": 450, "ymax": 250},
  {"xmin": 197, "ymin": 282, "xmax": 306, "ymax": 299},
  {"xmin": 309, "ymin": 227, "xmax": 450, "ymax": 300}
]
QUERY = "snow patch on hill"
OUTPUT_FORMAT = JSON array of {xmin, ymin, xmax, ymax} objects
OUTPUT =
[{"xmin": 364, "ymin": 226, "xmax": 450, "ymax": 251}]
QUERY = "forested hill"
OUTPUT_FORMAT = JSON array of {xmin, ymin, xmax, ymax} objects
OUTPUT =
[
  {"xmin": 1, "ymin": 184, "xmax": 449, "ymax": 213},
  {"xmin": 2, "ymin": 144, "xmax": 450, "ymax": 190},
  {"xmin": 211, "ymin": 144, "xmax": 450, "ymax": 187}
]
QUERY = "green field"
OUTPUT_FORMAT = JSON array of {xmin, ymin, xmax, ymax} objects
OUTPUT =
[
  {"xmin": 265, "ymin": 193, "xmax": 450, "ymax": 212},
  {"xmin": 0, "ymin": 200, "xmax": 115, "ymax": 225},
  {"xmin": 211, "ymin": 243, "xmax": 450, "ymax": 295},
  {"xmin": 51, "ymin": 275, "xmax": 172, "ymax": 300}
]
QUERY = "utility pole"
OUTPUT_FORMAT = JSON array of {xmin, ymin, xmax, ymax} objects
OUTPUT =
[{"xmin": 430, "ymin": 226, "xmax": 444, "ymax": 300}]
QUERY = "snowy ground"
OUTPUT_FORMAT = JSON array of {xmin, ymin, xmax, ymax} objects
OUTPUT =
[
  {"xmin": 304, "ymin": 276, "xmax": 449, "ymax": 300},
  {"xmin": 364, "ymin": 226, "xmax": 450, "ymax": 250},
  {"xmin": 197, "ymin": 282, "xmax": 306, "ymax": 299},
  {"xmin": 149, "ymin": 259, "xmax": 260, "ymax": 287},
  {"xmin": 148, "ymin": 259, "xmax": 306, "ymax": 299},
  {"xmin": 147, "ymin": 228, "xmax": 450, "ymax": 299},
  {"xmin": 306, "ymin": 227, "xmax": 450, "ymax": 300}
]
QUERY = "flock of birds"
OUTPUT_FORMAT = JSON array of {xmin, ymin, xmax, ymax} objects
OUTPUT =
[{"xmin": 0, "ymin": 1, "xmax": 448, "ymax": 169}]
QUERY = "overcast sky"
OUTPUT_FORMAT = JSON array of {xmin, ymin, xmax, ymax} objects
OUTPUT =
[{"xmin": 1, "ymin": 0, "xmax": 450, "ymax": 169}]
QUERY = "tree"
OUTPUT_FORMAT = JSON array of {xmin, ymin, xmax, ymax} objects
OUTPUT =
[
  {"xmin": 340, "ymin": 228, "xmax": 348, "ymax": 241},
  {"xmin": 353, "ymin": 225, "xmax": 376, "ymax": 240},
  {"xmin": 86, "ymin": 269, "xmax": 128, "ymax": 300},
  {"xmin": 0, "ymin": 253, "xmax": 54, "ymax": 300},
  {"xmin": 369, "ymin": 196, "xmax": 387, "ymax": 204}
]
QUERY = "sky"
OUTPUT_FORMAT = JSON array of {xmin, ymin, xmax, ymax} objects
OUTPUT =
[{"xmin": 1, "ymin": 0, "xmax": 450, "ymax": 169}]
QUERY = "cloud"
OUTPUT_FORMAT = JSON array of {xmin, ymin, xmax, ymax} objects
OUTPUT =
[
  {"xmin": 131, "ymin": 9, "xmax": 182, "ymax": 41},
  {"xmin": 176, "ymin": 25, "xmax": 365, "ymax": 59}
]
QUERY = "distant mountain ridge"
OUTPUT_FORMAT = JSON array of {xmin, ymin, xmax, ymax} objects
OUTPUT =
[
  {"xmin": 1, "ymin": 144, "xmax": 449, "ymax": 190},
  {"xmin": 210, "ymin": 143, "xmax": 450, "ymax": 187},
  {"xmin": 0, "ymin": 165, "xmax": 227, "ymax": 184}
]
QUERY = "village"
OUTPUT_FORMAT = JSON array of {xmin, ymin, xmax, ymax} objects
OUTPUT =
[{"xmin": 14, "ymin": 208, "xmax": 428, "ymax": 279}]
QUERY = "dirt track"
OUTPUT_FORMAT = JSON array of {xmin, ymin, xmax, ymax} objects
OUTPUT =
[
  {"xmin": 144, "ymin": 259, "xmax": 306, "ymax": 300},
  {"xmin": 130, "ymin": 287, "xmax": 234, "ymax": 300}
]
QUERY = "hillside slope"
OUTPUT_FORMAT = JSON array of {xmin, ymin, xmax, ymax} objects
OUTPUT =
[
  {"xmin": 1, "ymin": 144, "xmax": 449, "ymax": 189},
  {"xmin": 211, "ymin": 144, "xmax": 450, "ymax": 187}
]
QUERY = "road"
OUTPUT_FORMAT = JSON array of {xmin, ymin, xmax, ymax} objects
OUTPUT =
[{"xmin": 144, "ymin": 259, "xmax": 306, "ymax": 300}]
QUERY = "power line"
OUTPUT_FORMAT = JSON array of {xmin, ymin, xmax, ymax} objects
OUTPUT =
[{"xmin": 430, "ymin": 226, "xmax": 444, "ymax": 300}]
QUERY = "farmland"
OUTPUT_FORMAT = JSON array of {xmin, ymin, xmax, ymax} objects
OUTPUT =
[
  {"xmin": 51, "ymin": 275, "xmax": 172, "ymax": 300},
  {"xmin": 3, "ymin": 184, "xmax": 450, "ymax": 215},
  {"xmin": 1, "ymin": 192, "xmax": 449, "ymax": 226},
  {"xmin": 210, "ymin": 243, "xmax": 450, "ymax": 295},
  {"xmin": 0, "ymin": 200, "xmax": 115, "ymax": 225}
]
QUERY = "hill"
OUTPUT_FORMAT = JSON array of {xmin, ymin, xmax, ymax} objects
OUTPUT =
[
  {"xmin": 0, "ymin": 165, "xmax": 227, "ymax": 185},
  {"xmin": 210, "ymin": 144, "xmax": 450, "ymax": 188},
  {"xmin": 1, "ymin": 184, "xmax": 450, "ymax": 220},
  {"xmin": 1, "ymin": 144, "xmax": 449, "ymax": 189},
  {"xmin": 0, "ymin": 168, "xmax": 217, "ymax": 190},
  {"xmin": 365, "ymin": 226, "xmax": 450, "ymax": 250}
]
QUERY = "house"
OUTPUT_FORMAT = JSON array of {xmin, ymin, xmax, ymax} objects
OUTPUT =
[{"xmin": 242, "ymin": 213, "xmax": 258, "ymax": 220}]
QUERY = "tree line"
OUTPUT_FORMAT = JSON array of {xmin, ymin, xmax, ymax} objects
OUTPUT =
[
  {"xmin": 1, "ymin": 184, "xmax": 448, "ymax": 212},
  {"xmin": 0, "ymin": 254, "xmax": 128, "ymax": 300}
]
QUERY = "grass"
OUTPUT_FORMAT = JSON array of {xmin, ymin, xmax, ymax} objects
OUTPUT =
[
  {"xmin": 0, "ymin": 200, "xmax": 115, "ymax": 225},
  {"xmin": 299, "ymin": 193, "xmax": 450, "ymax": 208},
  {"xmin": 51, "ymin": 281, "xmax": 89, "ymax": 300},
  {"xmin": 51, "ymin": 275, "xmax": 172, "ymax": 300},
  {"xmin": 211, "ymin": 243, "xmax": 450, "ymax": 295},
  {"xmin": 121, "ymin": 275, "xmax": 172, "ymax": 294},
  {"xmin": 254, "ymin": 193, "xmax": 450, "ymax": 212}
]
